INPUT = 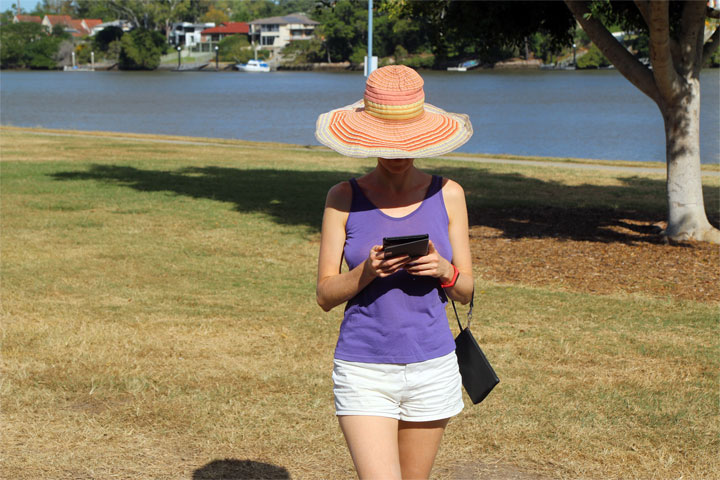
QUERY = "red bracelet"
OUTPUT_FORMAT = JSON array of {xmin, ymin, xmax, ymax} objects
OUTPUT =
[{"xmin": 440, "ymin": 264, "xmax": 459, "ymax": 288}]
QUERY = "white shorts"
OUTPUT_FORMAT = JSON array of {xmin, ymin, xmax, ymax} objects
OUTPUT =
[{"xmin": 332, "ymin": 351, "xmax": 464, "ymax": 422}]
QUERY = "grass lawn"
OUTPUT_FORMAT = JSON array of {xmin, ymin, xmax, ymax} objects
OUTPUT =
[{"xmin": 1, "ymin": 127, "xmax": 718, "ymax": 479}]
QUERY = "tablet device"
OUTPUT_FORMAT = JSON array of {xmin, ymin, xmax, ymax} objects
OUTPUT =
[{"xmin": 382, "ymin": 234, "xmax": 429, "ymax": 258}]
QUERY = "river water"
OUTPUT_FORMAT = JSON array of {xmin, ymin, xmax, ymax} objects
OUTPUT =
[{"xmin": 1, "ymin": 69, "xmax": 718, "ymax": 163}]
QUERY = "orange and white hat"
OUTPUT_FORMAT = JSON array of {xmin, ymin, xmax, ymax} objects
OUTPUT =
[{"xmin": 315, "ymin": 65, "xmax": 473, "ymax": 158}]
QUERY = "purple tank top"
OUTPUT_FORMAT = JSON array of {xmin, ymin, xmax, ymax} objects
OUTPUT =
[{"xmin": 335, "ymin": 175, "xmax": 456, "ymax": 364}]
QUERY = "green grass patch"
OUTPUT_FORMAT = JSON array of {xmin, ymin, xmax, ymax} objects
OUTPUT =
[{"xmin": 1, "ymin": 128, "xmax": 718, "ymax": 479}]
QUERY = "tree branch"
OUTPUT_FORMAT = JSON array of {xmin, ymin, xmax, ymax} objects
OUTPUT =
[
  {"xmin": 708, "ymin": 6, "xmax": 720, "ymax": 20},
  {"xmin": 107, "ymin": 1, "xmax": 141, "ymax": 29},
  {"xmin": 703, "ymin": 27, "xmax": 720, "ymax": 65},
  {"xmin": 648, "ymin": 0, "xmax": 682, "ymax": 103},
  {"xmin": 679, "ymin": 0, "xmax": 707, "ymax": 73},
  {"xmin": 634, "ymin": 0, "xmax": 651, "ymax": 25},
  {"xmin": 564, "ymin": 0, "xmax": 660, "ymax": 104}
]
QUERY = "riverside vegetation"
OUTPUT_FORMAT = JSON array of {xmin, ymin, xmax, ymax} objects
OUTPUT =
[{"xmin": 1, "ymin": 127, "xmax": 718, "ymax": 479}]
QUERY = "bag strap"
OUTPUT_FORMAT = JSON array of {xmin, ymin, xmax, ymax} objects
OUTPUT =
[{"xmin": 451, "ymin": 288, "xmax": 475, "ymax": 331}]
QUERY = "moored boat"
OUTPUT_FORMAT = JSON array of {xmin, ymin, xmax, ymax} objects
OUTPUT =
[{"xmin": 235, "ymin": 59, "xmax": 271, "ymax": 72}]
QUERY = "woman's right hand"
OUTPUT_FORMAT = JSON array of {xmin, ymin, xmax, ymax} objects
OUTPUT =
[{"xmin": 364, "ymin": 245, "xmax": 411, "ymax": 278}]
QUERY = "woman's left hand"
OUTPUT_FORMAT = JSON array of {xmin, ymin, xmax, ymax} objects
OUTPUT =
[{"xmin": 403, "ymin": 240, "xmax": 454, "ymax": 283}]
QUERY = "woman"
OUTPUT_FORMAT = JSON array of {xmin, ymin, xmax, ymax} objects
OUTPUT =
[{"xmin": 315, "ymin": 65, "xmax": 474, "ymax": 480}]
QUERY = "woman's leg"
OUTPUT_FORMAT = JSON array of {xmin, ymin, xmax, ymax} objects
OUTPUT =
[
  {"xmin": 397, "ymin": 418, "xmax": 449, "ymax": 480},
  {"xmin": 338, "ymin": 415, "xmax": 402, "ymax": 480}
]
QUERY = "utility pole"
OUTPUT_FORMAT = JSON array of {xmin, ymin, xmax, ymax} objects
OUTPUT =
[
  {"xmin": 368, "ymin": 0, "xmax": 373, "ymax": 68},
  {"xmin": 366, "ymin": 0, "xmax": 375, "ymax": 76}
]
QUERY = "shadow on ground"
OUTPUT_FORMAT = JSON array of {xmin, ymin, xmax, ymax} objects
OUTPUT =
[
  {"xmin": 193, "ymin": 459, "xmax": 290, "ymax": 479},
  {"xmin": 51, "ymin": 164, "xmax": 719, "ymax": 244}
]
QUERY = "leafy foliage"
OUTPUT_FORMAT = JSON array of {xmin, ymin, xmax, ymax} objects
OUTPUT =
[
  {"xmin": 118, "ymin": 28, "xmax": 167, "ymax": 70},
  {"xmin": 707, "ymin": 46, "xmax": 720, "ymax": 67},
  {"xmin": 313, "ymin": 0, "xmax": 435, "ymax": 65},
  {"xmin": 93, "ymin": 25, "xmax": 124, "ymax": 52},
  {"xmin": 314, "ymin": 1, "xmax": 368, "ymax": 63},
  {"xmin": 280, "ymin": 38, "xmax": 326, "ymax": 64},
  {"xmin": 73, "ymin": 0, "xmax": 116, "ymax": 21},
  {"xmin": 200, "ymin": 5, "xmax": 230, "ymax": 25},
  {"xmin": 0, "ymin": 22, "xmax": 66, "ymax": 69},
  {"xmin": 74, "ymin": 42, "xmax": 93, "ymax": 64},
  {"xmin": 576, "ymin": 44, "xmax": 611, "ymax": 69},
  {"xmin": 397, "ymin": 1, "xmax": 575, "ymax": 64},
  {"xmin": 217, "ymin": 34, "xmax": 251, "ymax": 62}
]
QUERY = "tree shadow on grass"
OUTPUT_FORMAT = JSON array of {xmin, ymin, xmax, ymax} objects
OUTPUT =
[
  {"xmin": 434, "ymin": 165, "xmax": 719, "ymax": 246},
  {"xmin": 50, "ymin": 164, "xmax": 718, "ymax": 244},
  {"xmin": 52, "ymin": 165, "xmax": 353, "ymax": 233},
  {"xmin": 192, "ymin": 459, "xmax": 290, "ymax": 479}
]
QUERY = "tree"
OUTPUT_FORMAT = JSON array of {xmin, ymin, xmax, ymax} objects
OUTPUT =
[
  {"xmin": 280, "ymin": 37, "xmax": 326, "ymax": 64},
  {"xmin": 228, "ymin": 0, "xmax": 282, "ymax": 22},
  {"xmin": 39, "ymin": 0, "xmax": 75, "ymax": 15},
  {"xmin": 200, "ymin": 5, "xmax": 230, "ymax": 25},
  {"xmin": 398, "ymin": 0, "xmax": 720, "ymax": 243},
  {"xmin": 314, "ymin": 1, "xmax": 367, "ymax": 62},
  {"xmin": 0, "ymin": 22, "xmax": 43, "ymax": 68},
  {"xmin": 105, "ymin": 0, "xmax": 194, "ymax": 32},
  {"xmin": 576, "ymin": 44, "xmax": 611, "ymax": 68},
  {"xmin": 118, "ymin": 28, "xmax": 167, "ymax": 69},
  {"xmin": 93, "ymin": 25, "xmax": 124, "ymax": 53},
  {"xmin": 0, "ymin": 21, "xmax": 67, "ymax": 69},
  {"xmin": 74, "ymin": 0, "xmax": 116, "ymax": 20},
  {"xmin": 399, "ymin": 1, "xmax": 575, "ymax": 63},
  {"xmin": 217, "ymin": 34, "xmax": 251, "ymax": 62},
  {"xmin": 565, "ymin": 1, "xmax": 720, "ymax": 242}
]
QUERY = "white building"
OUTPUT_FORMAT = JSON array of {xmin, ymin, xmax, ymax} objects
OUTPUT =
[
  {"xmin": 248, "ymin": 13, "xmax": 319, "ymax": 50},
  {"xmin": 170, "ymin": 22, "xmax": 216, "ymax": 48}
]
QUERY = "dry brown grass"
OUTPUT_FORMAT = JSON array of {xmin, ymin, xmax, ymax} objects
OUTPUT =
[{"xmin": 1, "ymin": 127, "xmax": 718, "ymax": 479}]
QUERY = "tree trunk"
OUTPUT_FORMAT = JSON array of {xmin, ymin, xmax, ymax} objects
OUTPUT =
[
  {"xmin": 661, "ymin": 81, "xmax": 720, "ymax": 242},
  {"xmin": 564, "ymin": 0, "xmax": 720, "ymax": 243}
]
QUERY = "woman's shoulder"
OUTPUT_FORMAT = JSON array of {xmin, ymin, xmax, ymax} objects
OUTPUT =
[
  {"xmin": 325, "ymin": 180, "xmax": 353, "ymax": 212},
  {"xmin": 440, "ymin": 177, "xmax": 466, "ymax": 201}
]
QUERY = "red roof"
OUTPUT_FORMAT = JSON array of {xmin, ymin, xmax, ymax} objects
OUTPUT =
[
  {"xmin": 201, "ymin": 22, "xmax": 249, "ymax": 35},
  {"xmin": 15, "ymin": 15, "xmax": 42, "ymax": 23},
  {"xmin": 44, "ymin": 14, "xmax": 73, "ymax": 27},
  {"xmin": 83, "ymin": 19, "xmax": 103, "ymax": 31},
  {"xmin": 69, "ymin": 19, "xmax": 86, "ymax": 35}
]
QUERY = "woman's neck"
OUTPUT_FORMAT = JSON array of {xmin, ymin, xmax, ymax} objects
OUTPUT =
[{"xmin": 372, "ymin": 161, "xmax": 421, "ymax": 194}]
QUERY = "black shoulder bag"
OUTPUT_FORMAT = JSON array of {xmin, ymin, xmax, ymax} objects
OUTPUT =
[{"xmin": 452, "ymin": 293, "xmax": 500, "ymax": 404}]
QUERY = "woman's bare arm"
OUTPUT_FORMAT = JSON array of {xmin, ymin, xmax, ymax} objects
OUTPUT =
[{"xmin": 442, "ymin": 180, "xmax": 474, "ymax": 304}]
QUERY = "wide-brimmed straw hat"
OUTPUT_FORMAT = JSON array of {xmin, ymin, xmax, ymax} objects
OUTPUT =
[{"xmin": 315, "ymin": 65, "xmax": 473, "ymax": 158}]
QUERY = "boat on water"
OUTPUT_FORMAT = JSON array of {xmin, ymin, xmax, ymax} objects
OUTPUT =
[
  {"xmin": 447, "ymin": 59, "xmax": 479, "ymax": 72},
  {"xmin": 235, "ymin": 59, "xmax": 271, "ymax": 72}
]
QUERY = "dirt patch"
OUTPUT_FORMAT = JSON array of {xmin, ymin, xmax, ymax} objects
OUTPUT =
[{"xmin": 470, "ymin": 207, "xmax": 719, "ymax": 303}]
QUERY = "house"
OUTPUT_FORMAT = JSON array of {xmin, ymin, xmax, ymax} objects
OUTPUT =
[
  {"xmin": 82, "ymin": 19, "xmax": 103, "ymax": 34},
  {"xmin": 41, "ymin": 14, "xmax": 101, "ymax": 37},
  {"xmin": 201, "ymin": 22, "xmax": 249, "ymax": 49},
  {"xmin": 13, "ymin": 15, "xmax": 42, "ymax": 24},
  {"xmin": 68, "ymin": 18, "xmax": 87, "ymax": 36},
  {"xmin": 248, "ymin": 13, "xmax": 318, "ymax": 50},
  {"xmin": 42, "ymin": 14, "xmax": 73, "ymax": 32},
  {"xmin": 169, "ymin": 22, "xmax": 215, "ymax": 49}
]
